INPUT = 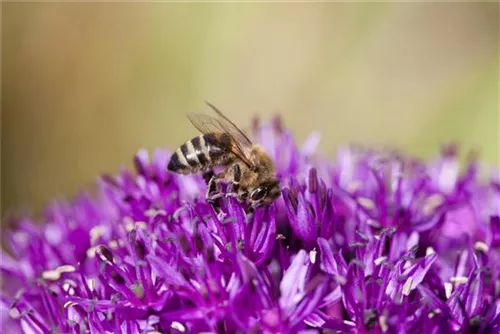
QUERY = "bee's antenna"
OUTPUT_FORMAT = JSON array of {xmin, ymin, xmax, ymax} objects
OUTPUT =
[{"xmin": 204, "ymin": 100, "xmax": 216, "ymax": 110}]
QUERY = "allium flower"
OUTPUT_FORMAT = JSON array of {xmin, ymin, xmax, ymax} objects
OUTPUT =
[{"xmin": 2, "ymin": 117, "xmax": 499, "ymax": 334}]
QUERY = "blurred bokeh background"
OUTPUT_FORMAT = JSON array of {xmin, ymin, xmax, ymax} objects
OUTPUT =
[{"xmin": 2, "ymin": 2, "xmax": 499, "ymax": 216}]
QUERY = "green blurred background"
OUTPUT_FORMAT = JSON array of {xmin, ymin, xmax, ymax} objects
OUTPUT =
[{"xmin": 1, "ymin": 2, "xmax": 499, "ymax": 216}]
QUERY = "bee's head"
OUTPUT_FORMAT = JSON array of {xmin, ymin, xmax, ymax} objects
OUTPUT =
[{"xmin": 249, "ymin": 178, "xmax": 281, "ymax": 207}]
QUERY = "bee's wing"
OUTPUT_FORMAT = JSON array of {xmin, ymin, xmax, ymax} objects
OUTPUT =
[
  {"xmin": 187, "ymin": 111, "xmax": 254, "ymax": 168},
  {"xmin": 187, "ymin": 113, "xmax": 226, "ymax": 136},
  {"xmin": 204, "ymin": 101, "xmax": 253, "ymax": 147}
]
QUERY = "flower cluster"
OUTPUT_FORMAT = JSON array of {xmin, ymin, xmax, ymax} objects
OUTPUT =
[{"xmin": 2, "ymin": 118, "xmax": 499, "ymax": 333}]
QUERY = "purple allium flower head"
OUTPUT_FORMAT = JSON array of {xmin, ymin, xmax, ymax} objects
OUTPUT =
[{"xmin": 2, "ymin": 117, "xmax": 499, "ymax": 334}]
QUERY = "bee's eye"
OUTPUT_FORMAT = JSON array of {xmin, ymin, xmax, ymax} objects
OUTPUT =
[{"xmin": 251, "ymin": 188, "xmax": 267, "ymax": 201}]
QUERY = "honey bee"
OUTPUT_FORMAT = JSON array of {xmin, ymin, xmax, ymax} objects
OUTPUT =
[{"xmin": 167, "ymin": 102, "xmax": 281, "ymax": 207}]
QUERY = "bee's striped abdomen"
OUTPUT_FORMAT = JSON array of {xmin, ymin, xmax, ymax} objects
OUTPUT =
[
  {"xmin": 204, "ymin": 133, "xmax": 227, "ymax": 161},
  {"xmin": 191, "ymin": 136, "xmax": 209, "ymax": 165},
  {"xmin": 167, "ymin": 134, "xmax": 229, "ymax": 174},
  {"xmin": 167, "ymin": 147, "xmax": 189, "ymax": 174},
  {"xmin": 180, "ymin": 140, "xmax": 199, "ymax": 168}
]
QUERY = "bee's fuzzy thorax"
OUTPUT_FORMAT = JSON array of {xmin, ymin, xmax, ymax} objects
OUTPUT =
[{"xmin": 249, "ymin": 145, "xmax": 276, "ymax": 174}]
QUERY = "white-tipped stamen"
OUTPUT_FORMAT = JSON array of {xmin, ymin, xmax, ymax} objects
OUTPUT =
[
  {"xmin": 42, "ymin": 265, "xmax": 75, "ymax": 281},
  {"xmin": 171, "ymin": 321, "xmax": 186, "ymax": 332},
  {"xmin": 108, "ymin": 240, "xmax": 124, "ymax": 249},
  {"xmin": 108, "ymin": 240, "xmax": 119, "ymax": 249},
  {"xmin": 309, "ymin": 249, "xmax": 317, "ymax": 264},
  {"xmin": 444, "ymin": 282, "xmax": 453, "ymax": 299},
  {"xmin": 474, "ymin": 241, "xmax": 489, "ymax": 253},
  {"xmin": 374, "ymin": 256, "xmax": 388, "ymax": 266},
  {"xmin": 145, "ymin": 208, "xmax": 167, "ymax": 218},
  {"xmin": 125, "ymin": 218, "xmax": 135, "ymax": 232},
  {"xmin": 343, "ymin": 320, "xmax": 356, "ymax": 326},
  {"xmin": 357, "ymin": 197, "xmax": 375, "ymax": 210},
  {"xmin": 402, "ymin": 277, "xmax": 413, "ymax": 296},
  {"xmin": 366, "ymin": 219, "xmax": 381, "ymax": 228},
  {"xmin": 426, "ymin": 247, "xmax": 436, "ymax": 256},
  {"xmin": 89, "ymin": 225, "xmax": 107, "ymax": 245},
  {"xmin": 86, "ymin": 246, "xmax": 98, "ymax": 258},
  {"xmin": 335, "ymin": 275, "xmax": 347, "ymax": 285},
  {"xmin": 422, "ymin": 194, "xmax": 444, "ymax": 215},
  {"xmin": 450, "ymin": 276, "xmax": 468, "ymax": 285},
  {"xmin": 136, "ymin": 221, "xmax": 148, "ymax": 230},
  {"xmin": 379, "ymin": 315, "xmax": 388, "ymax": 332},
  {"xmin": 88, "ymin": 278, "xmax": 96, "ymax": 292},
  {"xmin": 347, "ymin": 180, "xmax": 362, "ymax": 192},
  {"xmin": 428, "ymin": 308, "xmax": 442, "ymax": 319},
  {"xmin": 64, "ymin": 301, "xmax": 77, "ymax": 308},
  {"xmin": 9, "ymin": 308, "xmax": 21, "ymax": 319},
  {"xmin": 42, "ymin": 270, "xmax": 60, "ymax": 281},
  {"xmin": 14, "ymin": 289, "xmax": 24, "ymax": 299},
  {"xmin": 62, "ymin": 282, "xmax": 76, "ymax": 296},
  {"xmin": 57, "ymin": 265, "xmax": 76, "ymax": 274}
]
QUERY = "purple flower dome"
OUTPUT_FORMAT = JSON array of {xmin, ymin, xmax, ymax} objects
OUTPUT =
[{"xmin": 2, "ymin": 117, "xmax": 499, "ymax": 333}]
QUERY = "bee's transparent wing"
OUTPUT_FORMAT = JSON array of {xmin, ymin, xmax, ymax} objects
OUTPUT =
[
  {"xmin": 187, "ymin": 113, "xmax": 226, "ymax": 136},
  {"xmin": 204, "ymin": 101, "xmax": 253, "ymax": 147},
  {"xmin": 187, "ymin": 112, "xmax": 253, "ymax": 168}
]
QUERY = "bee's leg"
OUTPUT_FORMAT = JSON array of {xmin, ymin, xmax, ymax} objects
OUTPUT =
[
  {"xmin": 206, "ymin": 172, "xmax": 225, "ymax": 203},
  {"xmin": 226, "ymin": 164, "xmax": 249, "ymax": 203},
  {"xmin": 206, "ymin": 175, "xmax": 222, "ymax": 213},
  {"xmin": 202, "ymin": 171, "xmax": 214, "ymax": 185},
  {"xmin": 238, "ymin": 190, "xmax": 248, "ymax": 203},
  {"xmin": 226, "ymin": 164, "xmax": 241, "ymax": 198}
]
